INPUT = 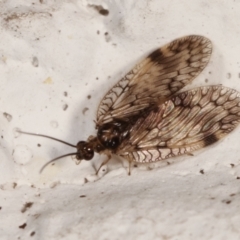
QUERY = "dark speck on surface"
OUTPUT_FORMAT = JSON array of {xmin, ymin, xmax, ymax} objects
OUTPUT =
[
  {"xmin": 82, "ymin": 108, "xmax": 89, "ymax": 115},
  {"xmin": 88, "ymin": 4, "xmax": 109, "ymax": 16},
  {"xmin": 21, "ymin": 202, "xmax": 33, "ymax": 213},
  {"xmin": 19, "ymin": 223, "xmax": 27, "ymax": 229},
  {"xmin": 3, "ymin": 112, "xmax": 12, "ymax": 122},
  {"xmin": 63, "ymin": 104, "xmax": 68, "ymax": 111}
]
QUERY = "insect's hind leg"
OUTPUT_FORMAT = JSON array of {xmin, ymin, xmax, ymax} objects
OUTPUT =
[
  {"xmin": 128, "ymin": 160, "xmax": 133, "ymax": 176},
  {"xmin": 120, "ymin": 158, "xmax": 133, "ymax": 176}
]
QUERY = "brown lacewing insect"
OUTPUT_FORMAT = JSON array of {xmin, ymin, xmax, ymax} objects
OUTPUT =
[{"xmin": 19, "ymin": 35, "xmax": 240, "ymax": 174}]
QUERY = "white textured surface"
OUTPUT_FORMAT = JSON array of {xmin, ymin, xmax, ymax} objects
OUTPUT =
[{"xmin": 0, "ymin": 0, "xmax": 240, "ymax": 239}]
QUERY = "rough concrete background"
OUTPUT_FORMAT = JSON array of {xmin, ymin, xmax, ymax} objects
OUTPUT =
[{"xmin": 0, "ymin": 0, "xmax": 240, "ymax": 239}]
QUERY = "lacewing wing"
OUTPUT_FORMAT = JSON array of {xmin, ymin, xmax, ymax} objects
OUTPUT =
[{"xmin": 20, "ymin": 35, "xmax": 240, "ymax": 174}]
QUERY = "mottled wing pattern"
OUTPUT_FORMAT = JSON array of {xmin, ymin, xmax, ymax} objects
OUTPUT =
[
  {"xmin": 117, "ymin": 86, "xmax": 240, "ymax": 163},
  {"xmin": 97, "ymin": 35, "xmax": 212, "ymax": 126}
]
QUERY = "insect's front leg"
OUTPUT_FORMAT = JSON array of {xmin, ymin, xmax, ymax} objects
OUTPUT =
[{"xmin": 96, "ymin": 153, "xmax": 112, "ymax": 175}]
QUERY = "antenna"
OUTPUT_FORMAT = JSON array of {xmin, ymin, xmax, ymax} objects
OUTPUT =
[
  {"xmin": 17, "ymin": 130, "xmax": 76, "ymax": 148},
  {"xmin": 17, "ymin": 129, "xmax": 78, "ymax": 173},
  {"xmin": 39, "ymin": 153, "xmax": 77, "ymax": 173}
]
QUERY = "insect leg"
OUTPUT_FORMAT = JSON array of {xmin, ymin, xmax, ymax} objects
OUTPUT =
[
  {"xmin": 96, "ymin": 154, "xmax": 111, "ymax": 175},
  {"xmin": 128, "ymin": 160, "xmax": 132, "ymax": 176}
]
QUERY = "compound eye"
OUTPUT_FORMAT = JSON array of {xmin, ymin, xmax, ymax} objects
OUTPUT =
[{"xmin": 83, "ymin": 146, "xmax": 94, "ymax": 160}]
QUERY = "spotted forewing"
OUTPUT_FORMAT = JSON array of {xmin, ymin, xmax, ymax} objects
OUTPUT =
[{"xmin": 97, "ymin": 35, "xmax": 212, "ymax": 125}]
